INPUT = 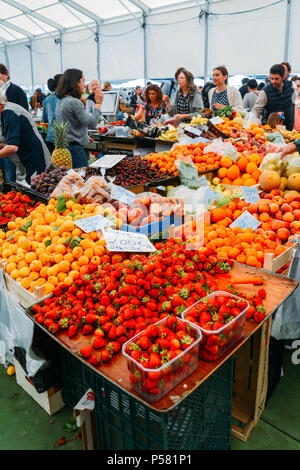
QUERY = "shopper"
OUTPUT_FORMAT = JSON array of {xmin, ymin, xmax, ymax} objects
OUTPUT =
[
  {"xmin": 103, "ymin": 81, "xmax": 112, "ymax": 92},
  {"xmin": 202, "ymin": 81, "xmax": 215, "ymax": 109},
  {"xmin": 134, "ymin": 84, "xmax": 167, "ymax": 125},
  {"xmin": 0, "ymin": 91, "xmax": 50, "ymax": 183},
  {"xmin": 0, "ymin": 64, "xmax": 29, "ymax": 111},
  {"xmin": 242, "ymin": 79, "xmax": 259, "ymax": 111},
  {"xmin": 130, "ymin": 86, "xmax": 144, "ymax": 114},
  {"xmin": 42, "ymin": 74, "xmax": 63, "ymax": 153},
  {"xmin": 239, "ymin": 77, "xmax": 250, "ymax": 99},
  {"xmin": 294, "ymin": 78, "xmax": 300, "ymax": 132},
  {"xmin": 208, "ymin": 65, "xmax": 244, "ymax": 113},
  {"xmin": 55, "ymin": 69, "xmax": 103, "ymax": 168},
  {"xmin": 277, "ymin": 137, "xmax": 300, "ymax": 158},
  {"xmin": 252, "ymin": 64, "xmax": 295, "ymax": 131},
  {"xmin": 281, "ymin": 62, "xmax": 291, "ymax": 81},
  {"xmin": 86, "ymin": 79, "xmax": 100, "ymax": 114},
  {"xmin": 163, "ymin": 67, "xmax": 203, "ymax": 122}
]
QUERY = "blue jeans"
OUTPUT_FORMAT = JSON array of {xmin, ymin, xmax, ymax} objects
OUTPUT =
[
  {"xmin": 68, "ymin": 144, "xmax": 88, "ymax": 168},
  {"xmin": 0, "ymin": 157, "xmax": 16, "ymax": 182}
]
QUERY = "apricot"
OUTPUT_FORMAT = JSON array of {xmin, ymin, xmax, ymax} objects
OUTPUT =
[{"xmin": 277, "ymin": 228, "xmax": 290, "ymax": 241}]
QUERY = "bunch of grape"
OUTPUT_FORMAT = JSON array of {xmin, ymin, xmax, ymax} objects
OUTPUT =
[{"xmin": 31, "ymin": 164, "xmax": 69, "ymax": 196}]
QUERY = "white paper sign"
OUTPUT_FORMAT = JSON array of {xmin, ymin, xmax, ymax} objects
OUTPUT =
[
  {"xmin": 74, "ymin": 389, "xmax": 95, "ymax": 411},
  {"xmin": 102, "ymin": 229, "xmax": 156, "ymax": 252},
  {"xmin": 230, "ymin": 210, "xmax": 261, "ymax": 231},
  {"xmin": 89, "ymin": 154, "xmax": 126, "ymax": 169},
  {"xmin": 75, "ymin": 215, "xmax": 115, "ymax": 233},
  {"xmin": 241, "ymin": 186, "xmax": 260, "ymax": 203},
  {"xmin": 184, "ymin": 125, "xmax": 202, "ymax": 137},
  {"xmin": 199, "ymin": 175, "xmax": 209, "ymax": 187},
  {"xmin": 209, "ymin": 116, "xmax": 224, "ymax": 125},
  {"xmin": 110, "ymin": 184, "xmax": 136, "ymax": 206}
]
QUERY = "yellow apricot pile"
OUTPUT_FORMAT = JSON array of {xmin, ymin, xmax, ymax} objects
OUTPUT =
[{"xmin": 0, "ymin": 198, "xmax": 108, "ymax": 295}]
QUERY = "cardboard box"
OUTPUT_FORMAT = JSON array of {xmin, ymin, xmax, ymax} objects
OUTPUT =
[
  {"xmin": 15, "ymin": 359, "xmax": 65, "ymax": 416},
  {"xmin": 119, "ymin": 214, "xmax": 183, "ymax": 240}
]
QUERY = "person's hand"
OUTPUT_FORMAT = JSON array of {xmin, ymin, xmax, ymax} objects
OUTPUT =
[
  {"xmin": 275, "ymin": 143, "xmax": 296, "ymax": 159},
  {"xmin": 163, "ymin": 95, "xmax": 170, "ymax": 105},
  {"xmin": 0, "ymin": 144, "xmax": 4, "ymax": 150},
  {"xmin": 174, "ymin": 114, "xmax": 190, "ymax": 121},
  {"xmin": 94, "ymin": 88, "xmax": 104, "ymax": 105},
  {"xmin": 213, "ymin": 103, "xmax": 225, "ymax": 110}
]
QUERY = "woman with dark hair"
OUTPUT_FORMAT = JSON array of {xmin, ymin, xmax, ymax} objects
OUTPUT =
[
  {"xmin": 55, "ymin": 69, "xmax": 103, "ymax": 168},
  {"xmin": 208, "ymin": 65, "xmax": 243, "ymax": 114},
  {"xmin": 135, "ymin": 84, "xmax": 167, "ymax": 124},
  {"xmin": 130, "ymin": 86, "xmax": 144, "ymax": 114},
  {"xmin": 42, "ymin": 74, "xmax": 62, "ymax": 153},
  {"xmin": 163, "ymin": 67, "xmax": 203, "ymax": 122}
]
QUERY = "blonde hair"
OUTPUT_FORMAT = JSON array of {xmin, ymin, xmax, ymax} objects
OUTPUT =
[{"xmin": 0, "ymin": 91, "xmax": 7, "ymax": 105}]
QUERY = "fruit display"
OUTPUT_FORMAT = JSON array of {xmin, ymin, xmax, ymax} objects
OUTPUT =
[
  {"xmin": 145, "ymin": 141, "xmax": 222, "ymax": 176},
  {"xmin": 85, "ymin": 155, "xmax": 172, "ymax": 187},
  {"xmin": 0, "ymin": 197, "xmax": 109, "ymax": 294},
  {"xmin": 31, "ymin": 164, "xmax": 70, "ymax": 196},
  {"xmin": 51, "ymin": 121, "xmax": 72, "ymax": 168},
  {"xmin": 157, "ymin": 127, "xmax": 178, "ymax": 142},
  {"xmin": 0, "ymin": 191, "xmax": 41, "ymax": 226},
  {"xmin": 123, "ymin": 317, "xmax": 201, "ymax": 402}
]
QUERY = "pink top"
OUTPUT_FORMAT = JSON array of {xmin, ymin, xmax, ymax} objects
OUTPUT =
[{"xmin": 294, "ymin": 96, "xmax": 300, "ymax": 131}]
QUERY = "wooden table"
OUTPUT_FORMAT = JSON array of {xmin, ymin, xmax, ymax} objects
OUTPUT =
[{"xmin": 25, "ymin": 262, "xmax": 298, "ymax": 413}]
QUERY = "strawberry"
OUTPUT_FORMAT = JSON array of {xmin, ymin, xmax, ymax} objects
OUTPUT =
[
  {"xmin": 67, "ymin": 325, "xmax": 78, "ymax": 338},
  {"xmin": 115, "ymin": 325, "xmax": 127, "ymax": 337},
  {"xmin": 137, "ymin": 336, "xmax": 150, "ymax": 350},
  {"xmin": 82, "ymin": 324, "xmax": 94, "ymax": 335},
  {"xmin": 79, "ymin": 345, "xmax": 93, "ymax": 359},
  {"xmin": 84, "ymin": 313, "xmax": 99, "ymax": 324},
  {"xmin": 106, "ymin": 341, "xmax": 121, "ymax": 354},
  {"xmin": 91, "ymin": 336, "xmax": 106, "ymax": 349},
  {"xmin": 100, "ymin": 349, "xmax": 112, "ymax": 362},
  {"xmin": 89, "ymin": 353, "xmax": 101, "ymax": 366},
  {"xmin": 148, "ymin": 353, "xmax": 162, "ymax": 369}
]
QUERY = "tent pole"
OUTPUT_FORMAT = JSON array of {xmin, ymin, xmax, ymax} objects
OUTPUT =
[
  {"xmin": 143, "ymin": 13, "xmax": 148, "ymax": 86},
  {"xmin": 96, "ymin": 22, "xmax": 101, "ymax": 83},
  {"xmin": 204, "ymin": 0, "xmax": 210, "ymax": 84},
  {"xmin": 60, "ymin": 32, "xmax": 64, "ymax": 74},
  {"xmin": 284, "ymin": 0, "xmax": 293, "ymax": 63},
  {"xmin": 29, "ymin": 40, "xmax": 34, "ymax": 94}
]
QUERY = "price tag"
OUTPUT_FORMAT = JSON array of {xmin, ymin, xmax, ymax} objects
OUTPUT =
[
  {"xmin": 199, "ymin": 175, "xmax": 209, "ymax": 187},
  {"xmin": 102, "ymin": 229, "xmax": 156, "ymax": 252},
  {"xmin": 75, "ymin": 215, "xmax": 115, "ymax": 233},
  {"xmin": 241, "ymin": 186, "xmax": 260, "ymax": 203},
  {"xmin": 89, "ymin": 154, "xmax": 126, "ymax": 169},
  {"xmin": 110, "ymin": 184, "xmax": 136, "ymax": 206},
  {"xmin": 74, "ymin": 389, "xmax": 95, "ymax": 411},
  {"xmin": 230, "ymin": 210, "xmax": 261, "ymax": 231},
  {"xmin": 193, "ymin": 136, "xmax": 211, "ymax": 144},
  {"xmin": 184, "ymin": 125, "xmax": 202, "ymax": 137},
  {"xmin": 209, "ymin": 116, "xmax": 224, "ymax": 125}
]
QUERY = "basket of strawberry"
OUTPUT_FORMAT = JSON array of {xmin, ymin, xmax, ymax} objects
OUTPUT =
[
  {"xmin": 183, "ymin": 291, "xmax": 249, "ymax": 362},
  {"xmin": 122, "ymin": 316, "xmax": 202, "ymax": 402}
]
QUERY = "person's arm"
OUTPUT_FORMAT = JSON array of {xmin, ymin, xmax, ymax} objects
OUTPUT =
[
  {"xmin": 42, "ymin": 100, "xmax": 48, "ymax": 123},
  {"xmin": 0, "ymin": 110, "xmax": 20, "ymax": 158},
  {"xmin": 71, "ymin": 98, "xmax": 101, "ymax": 129},
  {"xmin": 86, "ymin": 99, "xmax": 95, "ymax": 114},
  {"xmin": 230, "ymin": 87, "xmax": 244, "ymax": 113},
  {"xmin": 252, "ymin": 89, "xmax": 267, "ymax": 117},
  {"xmin": 164, "ymin": 92, "xmax": 178, "ymax": 116},
  {"xmin": 242, "ymin": 93, "xmax": 250, "ymax": 111},
  {"xmin": 188, "ymin": 91, "xmax": 204, "ymax": 119}
]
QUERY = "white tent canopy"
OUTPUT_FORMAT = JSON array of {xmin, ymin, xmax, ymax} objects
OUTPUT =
[{"xmin": 0, "ymin": 0, "xmax": 298, "ymax": 91}]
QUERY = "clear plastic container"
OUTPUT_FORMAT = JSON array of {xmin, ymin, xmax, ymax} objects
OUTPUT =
[
  {"xmin": 122, "ymin": 317, "xmax": 202, "ymax": 403},
  {"xmin": 182, "ymin": 291, "xmax": 249, "ymax": 362}
]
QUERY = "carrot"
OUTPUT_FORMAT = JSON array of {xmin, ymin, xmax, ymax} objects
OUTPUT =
[{"xmin": 230, "ymin": 276, "xmax": 264, "ymax": 285}]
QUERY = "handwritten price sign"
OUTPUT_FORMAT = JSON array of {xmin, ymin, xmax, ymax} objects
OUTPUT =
[
  {"xmin": 75, "ymin": 215, "xmax": 115, "ymax": 233},
  {"xmin": 110, "ymin": 184, "xmax": 136, "ymax": 206},
  {"xmin": 89, "ymin": 154, "xmax": 126, "ymax": 169},
  {"xmin": 102, "ymin": 229, "xmax": 156, "ymax": 252},
  {"xmin": 230, "ymin": 210, "xmax": 261, "ymax": 231},
  {"xmin": 241, "ymin": 186, "xmax": 260, "ymax": 203}
]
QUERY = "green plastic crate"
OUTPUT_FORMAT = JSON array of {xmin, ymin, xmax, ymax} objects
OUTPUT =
[{"xmin": 58, "ymin": 346, "xmax": 233, "ymax": 450}]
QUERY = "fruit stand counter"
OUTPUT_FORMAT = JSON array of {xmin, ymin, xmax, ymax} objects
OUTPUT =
[{"xmin": 24, "ymin": 263, "xmax": 297, "ymax": 449}]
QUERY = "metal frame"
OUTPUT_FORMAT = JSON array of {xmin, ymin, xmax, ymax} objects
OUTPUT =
[{"xmin": 284, "ymin": 0, "xmax": 293, "ymax": 62}]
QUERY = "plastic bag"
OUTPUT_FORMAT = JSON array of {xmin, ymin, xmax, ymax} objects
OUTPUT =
[
  {"xmin": 0, "ymin": 269, "xmax": 47, "ymax": 376},
  {"xmin": 168, "ymin": 185, "xmax": 219, "ymax": 214},
  {"xmin": 75, "ymin": 176, "xmax": 110, "ymax": 205},
  {"xmin": 271, "ymin": 248, "xmax": 300, "ymax": 340},
  {"xmin": 133, "ymin": 192, "xmax": 184, "ymax": 218},
  {"xmin": 259, "ymin": 152, "xmax": 287, "ymax": 174},
  {"xmin": 175, "ymin": 157, "xmax": 202, "ymax": 190},
  {"xmin": 266, "ymin": 131, "xmax": 286, "ymax": 144},
  {"xmin": 243, "ymin": 112, "xmax": 260, "ymax": 129},
  {"xmin": 203, "ymin": 138, "xmax": 237, "ymax": 160},
  {"xmin": 50, "ymin": 171, "xmax": 85, "ymax": 199}
]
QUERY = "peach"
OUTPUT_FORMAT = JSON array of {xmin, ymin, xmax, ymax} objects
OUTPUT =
[
  {"xmin": 282, "ymin": 212, "xmax": 295, "ymax": 223},
  {"xmin": 281, "ymin": 203, "xmax": 293, "ymax": 213},
  {"xmin": 265, "ymin": 230, "xmax": 276, "ymax": 241},
  {"xmin": 272, "ymin": 196, "xmax": 284, "ymax": 206},
  {"xmin": 271, "ymin": 220, "xmax": 285, "ymax": 231},
  {"xmin": 283, "ymin": 194, "xmax": 294, "ymax": 204},
  {"xmin": 269, "ymin": 203, "xmax": 279, "ymax": 214},
  {"xmin": 258, "ymin": 203, "xmax": 269, "ymax": 213},
  {"xmin": 290, "ymin": 201, "xmax": 300, "ymax": 210},
  {"xmin": 248, "ymin": 203, "xmax": 259, "ymax": 214},
  {"xmin": 293, "ymin": 210, "xmax": 300, "ymax": 221},
  {"xmin": 270, "ymin": 189, "xmax": 281, "ymax": 197},
  {"xmin": 274, "ymin": 211, "xmax": 283, "ymax": 220},
  {"xmin": 277, "ymin": 228, "xmax": 290, "ymax": 241}
]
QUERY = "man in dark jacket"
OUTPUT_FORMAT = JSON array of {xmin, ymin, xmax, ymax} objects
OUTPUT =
[
  {"xmin": 0, "ymin": 64, "xmax": 29, "ymax": 111},
  {"xmin": 239, "ymin": 77, "xmax": 250, "ymax": 99},
  {"xmin": 252, "ymin": 64, "xmax": 295, "ymax": 131}
]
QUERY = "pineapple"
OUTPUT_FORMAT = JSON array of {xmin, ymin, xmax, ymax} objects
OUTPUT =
[{"xmin": 52, "ymin": 121, "xmax": 72, "ymax": 168}]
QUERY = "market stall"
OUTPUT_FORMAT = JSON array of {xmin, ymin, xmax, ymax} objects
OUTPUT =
[{"xmin": 1, "ymin": 107, "xmax": 300, "ymax": 451}]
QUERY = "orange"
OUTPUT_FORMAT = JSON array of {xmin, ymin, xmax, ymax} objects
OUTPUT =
[
  {"xmin": 237, "ymin": 156, "xmax": 248, "ymax": 171},
  {"xmin": 220, "ymin": 156, "xmax": 233, "ymax": 168},
  {"xmin": 227, "ymin": 164, "xmax": 240, "ymax": 181},
  {"xmin": 78, "ymin": 255, "xmax": 89, "ymax": 266},
  {"xmin": 246, "ymin": 162, "xmax": 258, "ymax": 175},
  {"xmin": 218, "ymin": 167, "xmax": 227, "ymax": 178},
  {"xmin": 243, "ymin": 177, "xmax": 257, "ymax": 187}
]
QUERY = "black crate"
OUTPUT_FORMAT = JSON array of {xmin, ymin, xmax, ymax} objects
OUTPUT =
[
  {"xmin": 0, "ymin": 180, "xmax": 49, "ymax": 204},
  {"xmin": 58, "ymin": 346, "xmax": 233, "ymax": 450}
]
